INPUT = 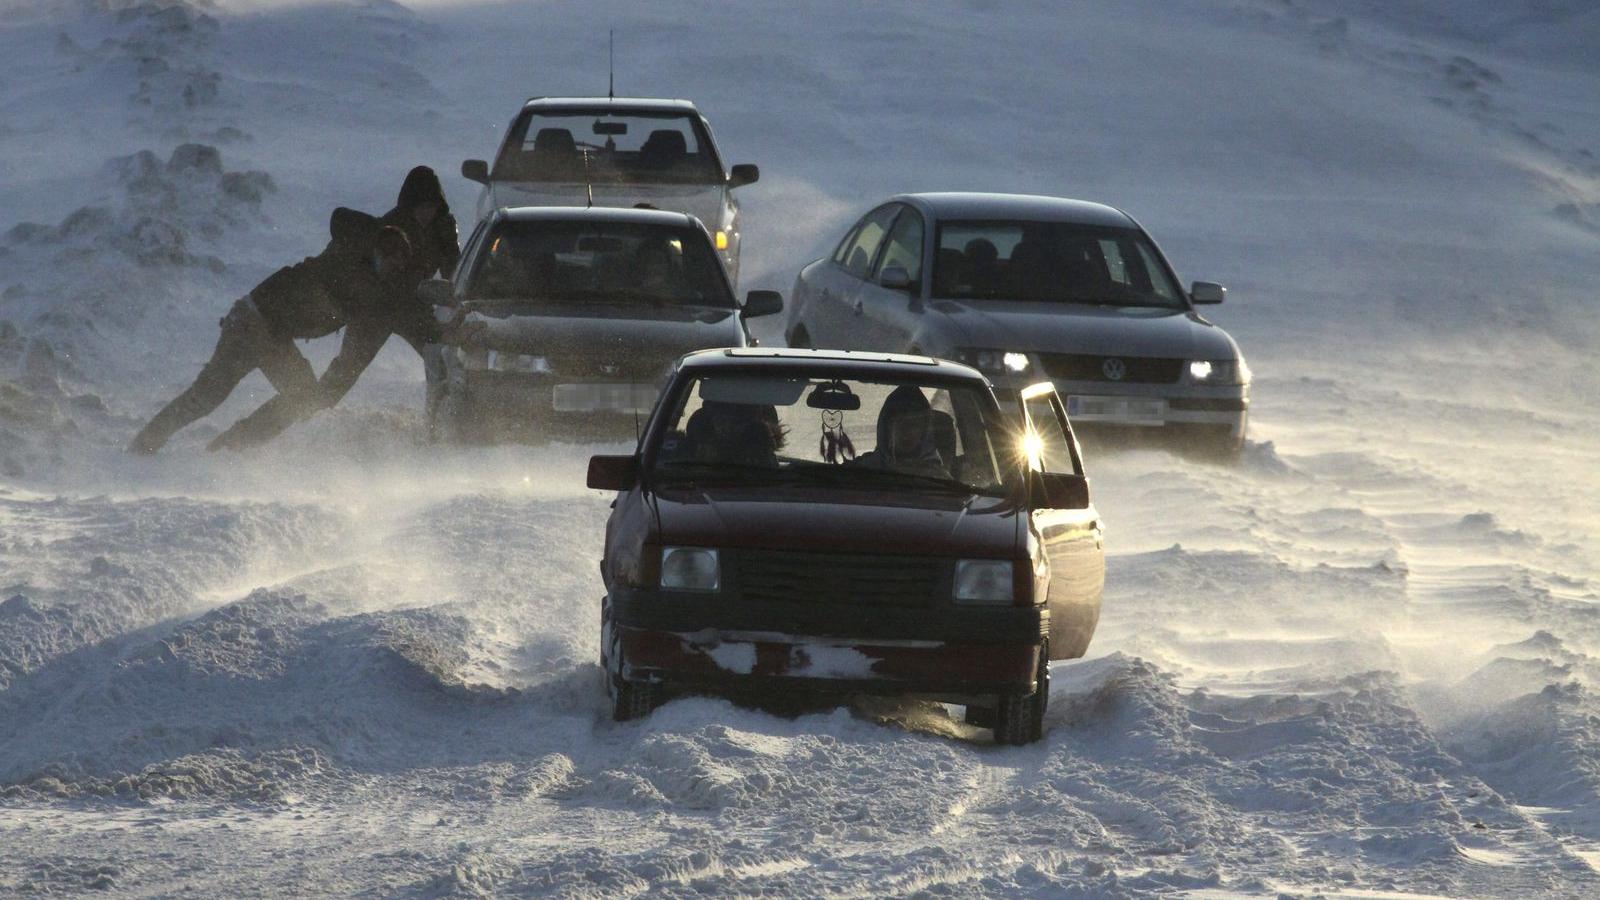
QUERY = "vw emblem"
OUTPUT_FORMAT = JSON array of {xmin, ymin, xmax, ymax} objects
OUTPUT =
[
  {"xmin": 1102, "ymin": 358, "xmax": 1127, "ymax": 381},
  {"xmin": 600, "ymin": 363, "xmax": 620, "ymax": 375}
]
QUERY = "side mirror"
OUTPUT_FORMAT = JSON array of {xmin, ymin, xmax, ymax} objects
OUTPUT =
[
  {"xmin": 1190, "ymin": 281, "xmax": 1226, "ymax": 304},
  {"xmin": 461, "ymin": 159, "xmax": 490, "ymax": 184},
  {"xmin": 587, "ymin": 455, "xmax": 638, "ymax": 491},
  {"xmin": 1030, "ymin": 471, "xmax": 1090, "ymax": 510},
  {"xmin": 742, "ymin": 290, "xmax": 783, "ymax": 318},
  {"xmin": 728, "ymin": 164, "xmax": 760, "ymax": 188},
  {"xmin": 879, "ymin": 265, "xmax": 914, "ymax": 292},
  {"xmin": 416, "ymin": 277, "xmax": 453, "ymax": 306}
]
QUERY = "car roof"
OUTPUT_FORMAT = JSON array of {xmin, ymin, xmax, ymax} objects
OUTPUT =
[
  {"xmin": 493, "ymin": 205, "xmax": 702, "ymax": 229},
  {"xmin": 521, "ymin": 97, "xmax": 700, "ymax": 113},
  {"xmin": 678, "ymin": 347, "xmax": 988, "ymax": 381},
  {"xmin": 895, "ymin": 192, "xmax": 1135, "ymax": 228}
]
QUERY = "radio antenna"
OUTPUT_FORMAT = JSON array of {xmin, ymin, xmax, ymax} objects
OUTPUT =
[{"xmin": 608, "ymin": 29, "xmax": 615, "ymax": 99}]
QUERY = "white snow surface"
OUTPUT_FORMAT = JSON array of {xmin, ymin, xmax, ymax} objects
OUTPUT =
[{"xmin": 1, "ymin": 0, "xmax": 1599, "ymax": 896}]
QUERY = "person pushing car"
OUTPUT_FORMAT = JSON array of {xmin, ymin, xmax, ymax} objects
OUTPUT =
[
  {"xmin": 203, "ymin": 166, "xmax": 461, "ymax": 451},
  {"xmin": 130, "ymin": 168, "xmax": 461, "ymax": 454}
]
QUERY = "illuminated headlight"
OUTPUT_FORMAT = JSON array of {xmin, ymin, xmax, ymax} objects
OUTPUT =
[
  {"xmin": 961, "ymin": 350, "xmax": 1032, "ymax": 375},
  {"xmin": 1188, "ymin": 359, "xmax": 1248, "ymax": 384},
  {"xmin": 954, "ymin": 559, "xmax": 1015, "ymax": 605},
  {"xmin": 660, "ymin": 547, "xmax": 720, "ymax": 592}
]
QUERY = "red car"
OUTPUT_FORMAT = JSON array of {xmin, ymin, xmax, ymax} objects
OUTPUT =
[{"xmin": 587, "ymin": 348, "xmax": 1104, "ymax": 744}]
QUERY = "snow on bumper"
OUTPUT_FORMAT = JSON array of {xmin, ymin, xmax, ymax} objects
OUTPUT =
[{"xmin": 617, "ymin": 626, "xmax": 1042, "ymax": 697}]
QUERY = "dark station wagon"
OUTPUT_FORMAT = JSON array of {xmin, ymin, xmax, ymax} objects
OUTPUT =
[{"xmin": 587, "ymin": 348, "xmax": 1105, "ymax": 743}]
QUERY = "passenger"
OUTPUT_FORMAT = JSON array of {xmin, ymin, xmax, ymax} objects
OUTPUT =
[
  {"xmin": 855, "ymin": 385, "xmax": 950, "ymax": 478},
  {"xmin": 634, "ymin": 238, "xmax": 683, "ymax": 297}
]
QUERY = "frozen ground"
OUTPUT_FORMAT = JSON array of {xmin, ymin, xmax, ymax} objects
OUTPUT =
[{"xmin": 1, "ymin": 0, "xmax": 1598, "ymax": 896}]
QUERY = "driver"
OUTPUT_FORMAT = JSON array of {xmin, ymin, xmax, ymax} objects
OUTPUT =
[
  {"xmin": 686, "ymin": 401, "xmax": 778, "ymax": 466},
  {"xmin": 855, "ymin": 385, "xmax": 950, "ymax": 478}
]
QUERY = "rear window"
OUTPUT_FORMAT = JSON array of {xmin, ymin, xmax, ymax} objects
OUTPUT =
[
  {"xmin": 494, "ymin": 109, "xmax": 723, "ymax": 185},
  {"xmin": 465, "ymin": 220, "xmax": 732, "ymax": 308}
]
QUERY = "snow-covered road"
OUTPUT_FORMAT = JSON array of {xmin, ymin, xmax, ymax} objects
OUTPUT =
[{"xmin": 2, "ymin": 1, "xmax": 1598, "ymax": 896}]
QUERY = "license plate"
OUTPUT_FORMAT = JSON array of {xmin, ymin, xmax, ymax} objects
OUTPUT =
[
  {"xmin": 1066, "ymin": 395, "xmax": 1166, "ymax": 424},
  {"xmin": 551, "ymin": 383, "xmax": 658, "ymax": 413}
]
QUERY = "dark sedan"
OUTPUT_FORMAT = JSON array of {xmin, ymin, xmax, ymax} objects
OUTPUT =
[
  {"xmin": 783, "ymin": 193, "xmax": 1249, "ymax": 458},
  {"xmin": 421, "ymin": 206, "xmax": 780, "ymax": 441},
  {"xmin": 586, "ymin": 348, "xmax": 1105, "ymax": 744}
]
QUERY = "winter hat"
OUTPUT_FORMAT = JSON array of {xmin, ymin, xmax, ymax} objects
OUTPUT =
[
  {"xmin": 373, "ymin": 225, "xmax": 413, "ymax": 265},
  {"xmin": 396, "ymin": 165, "xmax": 445, "ymax": 211},
  {"xmin": 875, "ymin": 385, "xmax": 932, "ymax": 450}
]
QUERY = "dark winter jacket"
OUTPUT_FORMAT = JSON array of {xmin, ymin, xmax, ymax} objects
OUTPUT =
[{"xmin": 248, "ymin": 207, "xmax": 390, "ymax": 341}]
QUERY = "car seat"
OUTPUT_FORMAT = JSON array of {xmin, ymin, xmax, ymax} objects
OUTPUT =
[
  {"xmin": 531, "ymin": 128, "xmax": 580, "ymax": 178},
  {"xmin": 963, "ymin": 238, "xmax": 1000, "ymax": 296},
  {"xmin": 639, "ymin": 130, "xmax": 688, "ymax": 171},
  {"xmin": 928, "ymin": 410, "xmax": 957, "ymax": 469},
  {"xmin": 933, "ymin": 247, "xmax": 966, "ymax": 296}
]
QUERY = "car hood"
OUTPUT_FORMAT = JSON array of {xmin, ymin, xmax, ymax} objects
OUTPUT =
[
  {"xmin": 486, "ymin": 182, "xmax": 728, "ymax": 231},
  {"xmin": 454, "ymin": 302, "xmax": 744, "ymax": 358},
  {"xmin": 924, "ymin": 300, "xmax": 1240, "ymax": 360},
  {"xmin": 650, "ymin": 484, "xmax": 1022, "ymax": 558}
]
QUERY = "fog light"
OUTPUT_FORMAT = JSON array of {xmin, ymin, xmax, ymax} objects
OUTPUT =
[{"xmin": 715, "ymin": 230, "xmax": 729, "ymax": 251}]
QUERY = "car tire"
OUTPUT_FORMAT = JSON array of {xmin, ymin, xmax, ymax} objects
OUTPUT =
[
  {"xmin": 1190, "ymin": 428, "xmax": 1244, "ymax": 464},
  {"xmin": 994, "ymin": 644, "xmax": 1049, "ymax": 745},
  {"xmin": 431, "ymin": 384, "xmax": 482, "ymax": 444},
  {"xmin": 612, "ymin": 677, "xmax": 664, "ymax": 722}
]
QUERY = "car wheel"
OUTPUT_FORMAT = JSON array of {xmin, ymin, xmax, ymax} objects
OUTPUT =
[
  {"xmin": 994, "ymin": 644, "xmax": 1049, "ymax": 745},
  {"xmin": 787, "ymin": 325, "xmax": 811, "ymax": 349},
  {"xmin": 612, "ymin": 677, "xmax": 664, "ymax": 722},
  {"xmin": 1189, "ymin": 428, "xmax": 1244, "ymax": 464}
]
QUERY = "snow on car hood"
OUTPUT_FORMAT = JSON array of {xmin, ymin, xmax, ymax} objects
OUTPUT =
[
  {"xmin": 924, "ymin": 300, "xmax": 1241, "ymax": 360},
  {"xmin": 453, "ymin": 302, "xmax": 745, "ymax": 359},
  {"xmin": 650, "ymin": 485, "xmax": 1022, "ymax": 558},
  {"xmin": 487, "ymin": 181, "xmax": 728, "ymax": 232}
]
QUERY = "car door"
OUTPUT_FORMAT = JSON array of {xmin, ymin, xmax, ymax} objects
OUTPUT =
[
  {"xmin": 854, "ymin": 204, "xmax": 925, "ymax": 352},
  {"xmin": 808, "ymin": 204, "xmax": 898, "ymax": 349},
  {"xmin": 1019, "ymin": 382, "xmax": 1105, "ymax": 660}
]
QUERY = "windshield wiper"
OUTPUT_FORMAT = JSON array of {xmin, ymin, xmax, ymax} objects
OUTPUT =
[{"xmin": 780, "ymin": 463, "xmax": 983, "ymax": 495}]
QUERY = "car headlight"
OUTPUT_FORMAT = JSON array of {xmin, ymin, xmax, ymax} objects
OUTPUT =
[
  {"xmin": 660, "ymin": 547, "xmax": 720, "ymax": 591},
  {"xmin": 954, "ymin": 559, "xmax": 1015, "ymax": 605},
  {"xmin": 960, "ymin": 350, "xmax": 1031, "ymax": 374},
  {"xmin": 1187, "ymin": 358, "xmax": 1248, "ymax": 385}
]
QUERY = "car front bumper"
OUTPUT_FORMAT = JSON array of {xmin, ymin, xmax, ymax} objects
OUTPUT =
[
  {"xmin": 608, "ymin": 588, "xmax": 1048, "ymax": 703},
  {"xmin": 992, "ymin": 377, "xmax": 1248, "ymax": 435}
]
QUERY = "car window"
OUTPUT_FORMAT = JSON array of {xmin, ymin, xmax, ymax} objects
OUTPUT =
[
  {"xmin": 1023, "ymin": 391, "xmax": 1080, "ymax": 475},
  {"xmin": 465, "ymin": 220, "xmax": 732, "ymax": 307},
  {"xmin": 494, "ymin": 109, "xmax": 722, "ymax": 185},
  {"xmin": 932, "ymin": 220, "xmax": 1184, "ymax": 308},
  {"xmin": 840, "ymin": 206, "xmax": 899, "ymax": 280},
  {"xmin": 874, "ymin": 207, "xmax": 924, "ymax": 285},
  {"xmin": 454, "ymin": 220, "xmax": 490, "ymax": 292},
  {"xmin": 831, "ymin": 220, "xmax": 863, "ymax": 266},
  {"xmin": 652, "ymin": 372, "xmax": 1019, "ymax": 496}
]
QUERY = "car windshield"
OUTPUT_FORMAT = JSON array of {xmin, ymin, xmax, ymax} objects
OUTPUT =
[
  {"xmin": 933, "ymin": 220, "xmax": 1185, "ymax": 309},
  {"xmin": 494, "ymin": 109, "xmax": 722, "ymax": 185},
  {"xmin": 465, "ymin": 220, "xmax": 732, "ymax": 307},
  {"xmin": 650, "ymin": 371, "xmax": 1021, "ymax": 497}
]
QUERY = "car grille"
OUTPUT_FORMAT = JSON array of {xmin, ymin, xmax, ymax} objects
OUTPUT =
[
  {"xmin": 728, "ymin": 549, "xmax": 946, "ymax": 608},
  {"xmin": 1039, "ymin": 353, "xmax": 1183, "ymax": 384}
]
